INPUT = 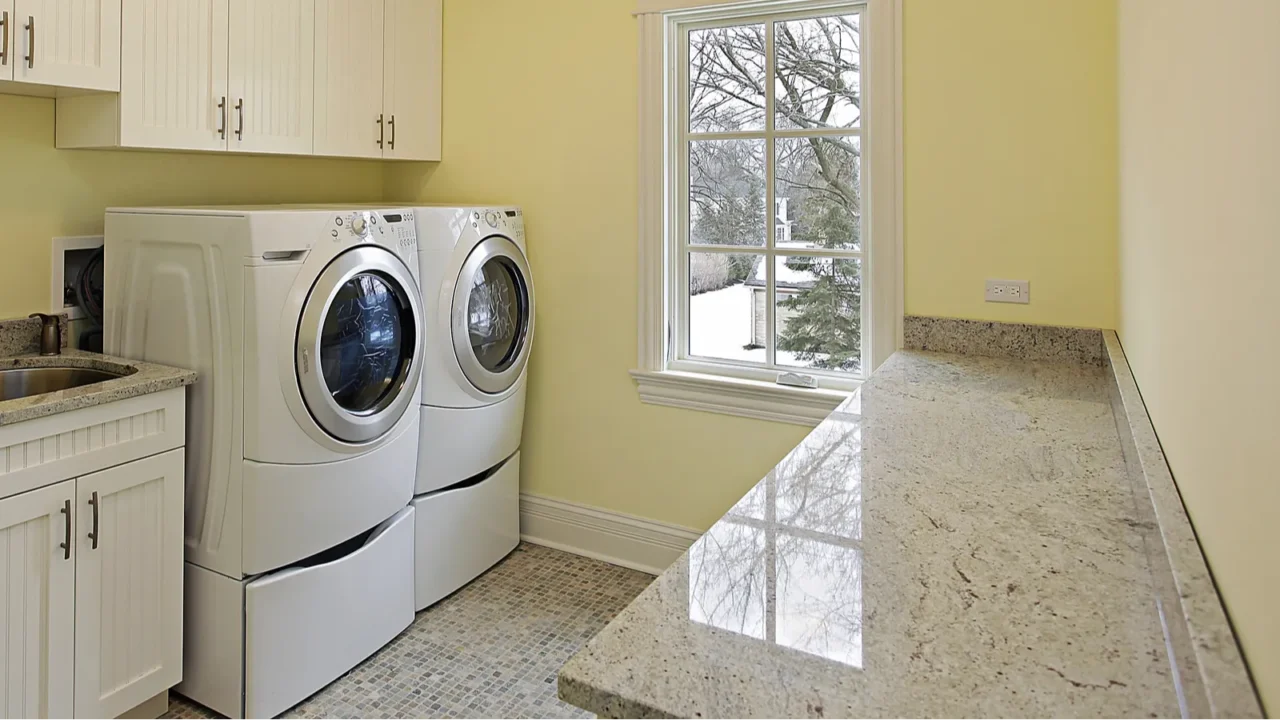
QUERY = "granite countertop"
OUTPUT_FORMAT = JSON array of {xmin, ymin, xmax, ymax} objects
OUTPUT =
[
  {"xmin": 560, "ymin": 350, "xmax": 1204, "ymax": 718},
  {"xmin": 0, "ymin": 349, "xmax": 197, "ymax": 426}
]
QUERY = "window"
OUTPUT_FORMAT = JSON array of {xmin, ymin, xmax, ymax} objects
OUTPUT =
[{"xmin": 633, "ymin": 0, "xmax": 900, "ymax": 425}]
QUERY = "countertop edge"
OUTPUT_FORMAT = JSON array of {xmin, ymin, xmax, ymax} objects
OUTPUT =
[
  {"xmin": 0, "ymin": 350, "xmax": 197, "ymax": 427},
  {"xmin": 1103, "ymin": 331, "xmax": 1264, "ymax": 718}
]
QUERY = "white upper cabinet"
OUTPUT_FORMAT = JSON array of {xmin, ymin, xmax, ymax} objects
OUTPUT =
[
  {"xmin": 382, "ymin": 0, "xmax": 440, "ymax": 161},
  {"xmin": 52, "ymin": 0, "xmax": 440, "ymax": 159},
  {"xmin": 73, "ymin": 449, "xmax": 184, "ymax": 720},
  {"xmin": 314, "ymin": 0, "xmax": 384, "ymax": 159},
  {"xmin": 116, "ymin": 0, "xmax": 230, "ymax": 151},
  {"xmin": 0, "ymin": 0, "xmax": 120, "ymax": 91},
  {"xmin": 228, "ymin": 0, "xmax": 314, "ymax": 155},
  {"xmin": 0, "ymin": 480, "xmax": 75, "ymax": 720}
]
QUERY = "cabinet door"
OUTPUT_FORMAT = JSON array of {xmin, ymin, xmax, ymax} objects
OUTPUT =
[
  {"xmin": 11, "ymin": 0, "xmax": 120, "ymax": 91},
  {"xmin": 228, "ymin": 0, "xmax": 314, "ymax": 154},
  {"xmin": 0, "ymin": 480, "xmax": 74, "ymax": 720},
  {"xmin": 119, "ymin": 0, "xmax": 229, "ymax": 151},
  {"xmin": 314, "ymin": 0, "xmax": 384, "ymax": 158},
  {"xmin": 73, "ymin": 449, "xmax": 184, "ymax": 720},
  {"xmin": 382, "ymin": 0, "xmax": 440, "ymax": 161}
]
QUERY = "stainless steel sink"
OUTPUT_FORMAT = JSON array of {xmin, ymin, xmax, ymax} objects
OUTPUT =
[{"xmin": 0, "ymin": 367, "xmax": 129, "ymax": 401}]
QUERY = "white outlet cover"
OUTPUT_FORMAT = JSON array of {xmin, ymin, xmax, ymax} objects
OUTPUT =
[{"xmin": 985, "ymin": 279, "xmax": 1030, "ymax": 304}]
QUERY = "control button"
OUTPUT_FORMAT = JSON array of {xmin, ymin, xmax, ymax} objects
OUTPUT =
[
  {"xmin": 473, "ymin": 212, "xmax": 480, "ymax": 220},
  {"xmin": 370, "ymin": 215, "xmax": 377, "ymax": 224},
  {"xmin": 335, "ymin": 217, "xmax": 343, "ymax": 226},
  {"xmin": 350, "ymin": 216, "xmax": 367, "ymax": 235},
  {"xmin": 331, "ymin": 229, "xmax": 339, "ymax": 238}
]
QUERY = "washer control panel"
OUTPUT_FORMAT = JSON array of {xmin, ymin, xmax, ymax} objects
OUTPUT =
[
  {"xmin": 377, "ymin": 209, "xmax": 419, "ymax": 253},
  {"xmin": 329, "ymin": 209, "xmax": 418, "ymax": 254}
]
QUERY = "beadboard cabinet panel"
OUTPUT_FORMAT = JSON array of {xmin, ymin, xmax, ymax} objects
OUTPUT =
[
  {"xmin": 117, "ymin": 0, "xmax": 230, "ymax": 151},
  {"xmin": 0, "ymin": 480, "xmax": 75, "ymax": 720},
  {"xmin": 73, "ymin": 449, "xmax": 184, "ymax": 720},
  {"xmin": 314, "ymin": 0, "xmax": 384, "ymax": 159},
  {"xmin": 382, "ymin": 0, "xmax": 440, "ymax": 161},
  {"xmin": 7, "ymin": 0, "xmax": 120, "ymax": 91},
  {"xmin": 228, "ymin": 0, "xmax": 314, "ymax": 155}
]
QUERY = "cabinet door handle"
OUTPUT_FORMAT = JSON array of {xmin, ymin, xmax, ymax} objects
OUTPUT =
[
  {"xmin": 59, "ymin": 499, "xmax": 71, "ymax": 560},
  {"xmin": 235, "ymin": 98, "xmax": 244, "ymax": 140},
  {"xmin": 87, "ymin": 491, "xmax": 99, "ymax": 550},
  {"xmin": 388, "ymin": 115, "xmax": 395, "ymax": 150},
  {"xmin": 376, "ymin": 114, "xmax": 384, "ymax": 149},
  {"xmin": 23, "ymin": 15, "xmax": 32, "ymax": 69},
  {"xmin": 218, "ymin": 96, "xmax": 227, "ymax": 139},
  {"xmin": 1, "ymin": 12, "xmax": 9, "ymax": 67}
]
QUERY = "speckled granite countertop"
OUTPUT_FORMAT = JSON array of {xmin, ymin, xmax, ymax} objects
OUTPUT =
[
  {"xmin": 560, "ymin": 346, "xmax": 1260, "ymax": 718},
  {"xmin": 0, "ymin": 350, "xmax": 196, "ymax": 426}
]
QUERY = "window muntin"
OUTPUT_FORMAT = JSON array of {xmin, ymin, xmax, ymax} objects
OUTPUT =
[{"xmin": 676, "ymin": 6, "xmax": 866, "ymax": 386}]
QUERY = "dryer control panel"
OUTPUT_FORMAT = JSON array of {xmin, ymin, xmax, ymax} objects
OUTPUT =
[{"xmin": 472, "ymin": 207, "xmax": 525, "ymax": 243}]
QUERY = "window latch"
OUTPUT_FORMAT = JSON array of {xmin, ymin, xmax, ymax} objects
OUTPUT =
[{"xmin": 776, "ymin": 371, "xmax": 817, "ymax": 389}]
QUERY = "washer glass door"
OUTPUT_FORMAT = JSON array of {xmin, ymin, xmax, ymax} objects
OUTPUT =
[
  {"xmin": 321, "ymin": 274, "xmax": 409, "ymax": 412},
  {"xmin": 298, "ymin": 246, "xmax": 422, "ymax": 443},
  {"xmin": 453, "ymin": 236, "xmax": 533, "ymax": 395}
]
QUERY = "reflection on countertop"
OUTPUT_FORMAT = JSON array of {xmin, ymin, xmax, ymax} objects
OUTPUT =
[{"xmin": 559, "ymin": 349, "xmax": 1255, "ymax": 718}]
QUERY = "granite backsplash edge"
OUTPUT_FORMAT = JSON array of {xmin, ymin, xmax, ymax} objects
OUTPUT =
[
  {"xmin": 1103, "ymin": 330, "xmax": 1262, "ymax": 718},
  {"xmin": 0, "ymin": 314, "xmax": 72, "ymax": 357}
]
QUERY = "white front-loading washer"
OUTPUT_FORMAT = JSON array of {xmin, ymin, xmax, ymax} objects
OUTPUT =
[
  {"xmin": 404, "ymin": 205, "xmax": 533, "ymax": 610},
  {"xmin": 105, "ymin": 205, "xmax": 424, "ymax": 718}
]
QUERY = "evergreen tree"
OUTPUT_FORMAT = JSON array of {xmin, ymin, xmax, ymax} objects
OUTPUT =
[{"xmin": 777, "ymin": 138, "xmax": 862, "ymax": 371}]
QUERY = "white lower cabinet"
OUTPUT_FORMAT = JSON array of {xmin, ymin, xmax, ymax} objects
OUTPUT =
[
  {"xmin": 0, "ymin": 480, "xmax": 75, "ymax": 719},
  {"xmin": 73, "ymin": 449, "xmax": 184, "ymax": 720},
  {"xmin": 0, "ymin": 388, "xmax": 186, "ymax": 720}
]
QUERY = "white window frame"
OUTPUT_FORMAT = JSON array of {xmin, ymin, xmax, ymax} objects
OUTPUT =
[{"xmin": 631, "ymin": 0, "xmax": 902, "ymax": 426}]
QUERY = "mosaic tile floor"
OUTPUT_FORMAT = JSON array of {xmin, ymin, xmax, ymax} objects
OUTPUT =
[{"xmin": 164, "ymin": 543, "xmax": 654, "ymax": 719}]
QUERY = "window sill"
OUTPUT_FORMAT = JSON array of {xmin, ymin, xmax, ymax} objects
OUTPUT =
[{"xmin": 629, "ymin": 369, "xmax": 851, "ymax": 426}]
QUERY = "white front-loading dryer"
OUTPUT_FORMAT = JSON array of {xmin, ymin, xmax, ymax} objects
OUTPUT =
[
  {"xmin": 411, "ymin": 205, "xmax": 534, "ymax": 494},
  {"xmin": 392, "ymin": 205, "xmax": 532, "ymax": 611}
]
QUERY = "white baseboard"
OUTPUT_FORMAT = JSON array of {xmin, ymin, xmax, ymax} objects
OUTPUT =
[{"xmin": 519, "ymin": 493, "xmax": 701, "ymax": 576}]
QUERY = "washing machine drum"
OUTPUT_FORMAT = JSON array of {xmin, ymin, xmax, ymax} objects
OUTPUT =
[
  {"xmin": 452, "ymin": 235, "xmax": 534, "ymax": 395},
  {"xmin": 296, "ymin": 246, "xmax": 423, "ymax": 444}
]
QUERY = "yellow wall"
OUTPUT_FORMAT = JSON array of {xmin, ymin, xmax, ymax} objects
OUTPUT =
[
  {"xmin": 0, "ymin": 94, "xmax": 384, "ymax": 320},
  {"xmin": 385, "ymin": 0, "xmax": 808, "ymax": 530},
  {"xmin": 904, "ymin": 0, "xmax": 1118, "ymax": 328},
  {"xmin": 1118, "ymin": 0, "xmax": 1278, "ymax": 710},
  {"xmin": 387, "ymin": 0, "xmax": 1122, "ymax": 529}
]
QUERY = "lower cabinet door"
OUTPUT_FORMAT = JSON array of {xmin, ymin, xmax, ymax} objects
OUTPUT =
[
  {"xmin": 0, "ymin": 480, "xmax": 75, "ymax": 719},
  {"xmin": 73, "ymin": 449, "xmax": 184, "ymax": 719}
]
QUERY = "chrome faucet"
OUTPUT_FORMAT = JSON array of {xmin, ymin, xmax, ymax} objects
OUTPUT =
[{"xmin": 28, "ymin": 313, "xmax": 61, "ymax": 356}]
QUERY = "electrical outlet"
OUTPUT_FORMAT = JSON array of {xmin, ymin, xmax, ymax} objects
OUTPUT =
[{"xmin": 985, "ymin": 279, "xmax": 1030, "ymax": 304}]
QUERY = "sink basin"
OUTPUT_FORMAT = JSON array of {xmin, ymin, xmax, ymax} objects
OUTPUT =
[{"xmin": 0, "ymin": 367, "xmax": 129, "ymax": 401}]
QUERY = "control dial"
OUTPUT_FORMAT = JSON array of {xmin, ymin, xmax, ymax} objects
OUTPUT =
[{"xmin": 349, "ymin": 216, "xmax": 368, "ymax": 235}]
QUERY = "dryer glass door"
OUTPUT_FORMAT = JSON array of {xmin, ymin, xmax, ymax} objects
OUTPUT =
[
  {"xmin": 298, "ymin": 246, "xmax": 423, "ymax": 444},
  {"xmin": 452, "ymin": 236, "xmax": 534, "ymax": 395}
]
